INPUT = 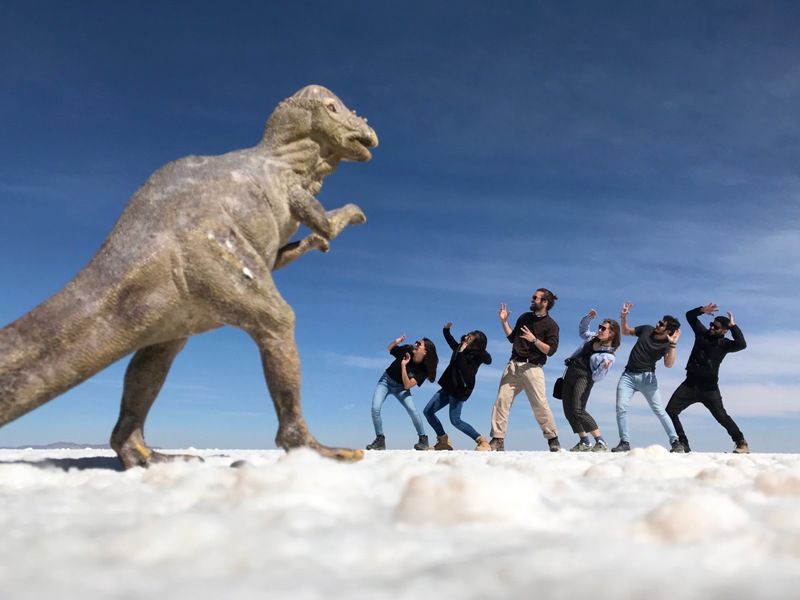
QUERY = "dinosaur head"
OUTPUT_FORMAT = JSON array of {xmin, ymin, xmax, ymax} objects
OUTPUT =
[{"xmin": 262, "ymin": 85, "xmax": 379, "ymax": 163}]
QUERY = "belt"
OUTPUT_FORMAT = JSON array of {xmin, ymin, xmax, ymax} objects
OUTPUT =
[{"xmin": 511, "ymin": 357, "xmax": 540, "ymax": 365}]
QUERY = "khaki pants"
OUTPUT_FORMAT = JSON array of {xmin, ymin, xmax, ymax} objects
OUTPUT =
[{"xmin": 490, "ymin": 361, "xmax": 558, "ymax": 440}]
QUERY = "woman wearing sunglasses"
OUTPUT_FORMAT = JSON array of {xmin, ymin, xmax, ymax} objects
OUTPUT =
[
  {"xmin": 562, "ymin": 310, "xmax": 621, "ymax": 452},
  {"xmin": 366, "ymin": 334, "xmax": 439, "ymax": 451}
]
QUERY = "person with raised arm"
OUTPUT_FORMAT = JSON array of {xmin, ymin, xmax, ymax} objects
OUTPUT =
[
  {"xmin": 488, "ymin": 288, "xmax": 561, "ymax": 452},
  {"xmin": 612, "ymin": 301, "xmax": 684, "ymax": 453},
  {"xmin": 562, "ymin": 310, "xmax": 621, "ymax": 452},
  {"xmin": 423, "ymin": 323, "xmax": 493, "ymax": 451},
  {"xmin": 366, "ymin": 334, "xmax": 438, "ymax": 451},
  {"xmin": 666, "ymin": 304, "xmax": 749, "ymax": 453}
]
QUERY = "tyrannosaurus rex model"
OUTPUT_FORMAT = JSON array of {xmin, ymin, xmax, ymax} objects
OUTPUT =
[{"xmin": 0, "ymin": 85, "xmax": 377, "ymax": 468}]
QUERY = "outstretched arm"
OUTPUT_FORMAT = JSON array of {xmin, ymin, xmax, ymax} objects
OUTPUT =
[
  {"xmin": 726, "ymin": 311, "xmax": 747, "ymax": 352},
  {"xmin": 442, "ymin": 323, "xmax": 459, "ymax": 351},
  {"xmin": 388, "ymin": 334, "xmax": 406, "ymax": 353},
  {"xmin": 272, "ymin": 234, "xmax": 330, "ymax": 270},
  {"xmin": 578, "ymin": 309, "xmax": 596, "ymax": 341},
  {"xmin": 663, "ymin": 329, "xmax": 681, "ymax": 368},
  {"xmin": 287, "ymin": 185, "xmax": 365, "ymax": 241},
  {"xmin": 620, "ymin": 301, "xmax": 636, "ymax": 336},
  {"xmin": 499, "ymin": 303, "xmax": 514, "ymax": 339}
]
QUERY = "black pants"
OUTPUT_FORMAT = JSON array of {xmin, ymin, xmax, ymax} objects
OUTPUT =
[
  {"xmin": 561, "ymin": 366, "xmax": 598, "ymax": 433},
  {"xmin": 665, "ymin": 380, "xmax": 744, "ymax": 443}
]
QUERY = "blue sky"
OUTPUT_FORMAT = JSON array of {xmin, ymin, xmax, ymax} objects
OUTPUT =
[{"xmin": 1, "ymin": 1, "xmax": 799, "ymax": 452}]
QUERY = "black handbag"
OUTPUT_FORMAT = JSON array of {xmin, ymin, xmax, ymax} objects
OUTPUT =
[
  {"xmin": 552, "ymin": 376, "xmax": 564, "ymax": 399},
  {"xmin": 552, "ymin": 360, "xmax": 568, "ymax": 399}
]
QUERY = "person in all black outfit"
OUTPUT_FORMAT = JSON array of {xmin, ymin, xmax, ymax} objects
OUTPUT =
[
  {"xmin": 666, "ymin": 304, "xmax": 748, "ymax": 453},
  {"xmin": 423, "ymin": 323, "xmax": 493, "ymax": 451}
]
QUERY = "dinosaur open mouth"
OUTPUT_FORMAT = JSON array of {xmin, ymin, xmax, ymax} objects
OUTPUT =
[
  {"xmin": 346, "ymin": 131, "xmax": 378, "ymax": 161},
  {"xmin": 351, "ymin": 132, "xmax": 378, "ymax": 148}
]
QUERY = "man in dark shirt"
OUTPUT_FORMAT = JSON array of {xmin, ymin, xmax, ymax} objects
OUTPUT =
[
  {"xmin": 666, "ymin": 304, "xmax": 748, "ymax": 453},
  {"xmin": 489, "ymin": 288, "xmax": 561, "ymax": 452},
  {"xmin": 612, "ymin": 301, "xmax": 684, "ymax": 453}
]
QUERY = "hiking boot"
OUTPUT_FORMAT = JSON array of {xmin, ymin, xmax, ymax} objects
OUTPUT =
[
  {"xmin": 611, "ymin": 440, "xmax": 630, "ymax": 453},
  {"xmin": 489, "ymin": 437, "xmax": 505, "ymax": 451},
  {"xmin": 413, "ymin": 435, "xmax": 429, "ymax": 451},
  {"xmin": 569, "ymin": 441, "xmax": 591, "ymax": 452},
  {"xmin": 733, "ymin": 439, "xmax": 750, "ymax": 454},
  {"xmin": 591, "ymin": 440, "xmax": 609, "ymax": 453},
  {"xmin": 432, "ymin": 434, "xmax": 454, "ymax": 451},
  {"xmin": 366, "ymin": 435, "xmax": 385, "ymax": 450},
  {"xmin": 670, "ymin": 439, "xmax": 686, "ymax": 453},
  {"xmin": 548, "ymin": 437, "xmax": 561, "ymax": 452},
  {"xmin": 474, "ymin": 436, "xmax": 491, "ymax": 451}
]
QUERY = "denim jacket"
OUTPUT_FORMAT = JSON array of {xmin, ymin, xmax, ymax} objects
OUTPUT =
[{"xmin": 566, "ymin": 314, "xmax": 616, "ymax": 383}]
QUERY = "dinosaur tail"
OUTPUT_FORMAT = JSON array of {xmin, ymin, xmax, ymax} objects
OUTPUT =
[{"xmin": 0, "ymin": 274, "xmax": 147, "ymax": 428}]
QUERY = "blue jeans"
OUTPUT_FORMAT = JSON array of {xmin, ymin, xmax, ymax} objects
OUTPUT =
[
  {"xmin": 423, "ymin": 389, "xmax": 481, "ymax": 441},
  {"xmin": 615, "ymin": 370, "xmax": 677, "ymax": 443},
  {"xmin": 371, "ymin": 372, "xmax": 426, "ymax": 436}
]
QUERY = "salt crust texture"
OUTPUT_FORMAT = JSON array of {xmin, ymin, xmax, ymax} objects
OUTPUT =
[{"xmin": 2, "ymin": 447, "xmax": 800, "ymax": 599}]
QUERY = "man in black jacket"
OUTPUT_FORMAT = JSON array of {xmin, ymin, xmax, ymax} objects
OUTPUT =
[{"xmin": 666, "ymin": 303, "xmax": 748, "ymax": 453}]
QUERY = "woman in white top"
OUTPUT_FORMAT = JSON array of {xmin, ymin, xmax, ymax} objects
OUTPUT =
[{"xmin": 563, "ymin": 310, "xmax": 620, "ymax": 452}]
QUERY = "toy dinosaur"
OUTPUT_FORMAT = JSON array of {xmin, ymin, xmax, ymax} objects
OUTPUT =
[{"xmin": 0, "ymin": 85, "xmax": 377, "ymax": 468}]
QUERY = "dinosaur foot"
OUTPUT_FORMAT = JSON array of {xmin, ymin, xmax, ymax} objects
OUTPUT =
[
  {"xmin": 117, "ymin": 443, "xmax": 205, "ymax": 469},
  {"xmin": 276, "ymin": 428, "xmax": 364, "ymax": 463},
  {"xmin": 310, "ymin": 442, "xmax": 364, "ymax": 463}
]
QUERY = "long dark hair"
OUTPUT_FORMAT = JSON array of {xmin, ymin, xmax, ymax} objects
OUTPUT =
[
  {"xmin": 469, "ymin": 330, "xmax": 488, "ymax": 353},
  {"xmin": 422, "ymin": 338, "xmax": 439, "ymax": 382}
]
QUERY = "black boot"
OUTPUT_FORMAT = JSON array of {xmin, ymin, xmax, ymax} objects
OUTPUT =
[
  {"xmin": 414, "ymin": 435, "xmax": 429, "ymax": 451},
  {"xmin": 366, "ymin": 434, "xmax": 386, "ymax": 450}
]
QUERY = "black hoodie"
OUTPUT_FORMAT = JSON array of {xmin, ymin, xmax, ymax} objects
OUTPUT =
[{"xmin": 438, "ymin": 327, "xmax": 492, "ymax": 400}]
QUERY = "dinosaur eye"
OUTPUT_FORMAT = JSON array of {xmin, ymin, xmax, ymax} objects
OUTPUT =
[{"xmin": 325, "ymin": 101, "xmax": 337, "ymax": 113}]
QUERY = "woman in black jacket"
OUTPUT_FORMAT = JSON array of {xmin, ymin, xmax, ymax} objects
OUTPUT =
[{"xmin": 423, "ymin": 323, "xmax": 492, "ymax": 451}]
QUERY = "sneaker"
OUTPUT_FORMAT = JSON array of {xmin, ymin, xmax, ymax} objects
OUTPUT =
[
  {"xmin": 591, "ymin": 440, "xmax": 609, "ymax": 453},
  {"xmin": 414, "ymin": 435, "xmax": 429, "ymax": 451},
  {"xmin": 670, "ymin": 439, "xmax": 686, "ymax": 453},
  {"xmin": 548, "ymin": 437, "xmax": 561, "ymax": 452},
  {"xmin": 569, "ymin": 441, "xmax": 591, "ymax": 452},
  {"xmin": 611, "ymin": 440, "xmax": 630, "ymax": 453},
  {"xmin": 680, "ymin": 440, "xmax": 692, "ymax": 453},
  {"xmin": 366, "ymin": 435, "xmax": 385, "ymax": 450},
  {"xmin": 489, "ymin": 437, "xmax": 505, "ymax": 452},
  {"xmin": 733, "ymin": 439, "xmax": 750, "ymax": 454}
]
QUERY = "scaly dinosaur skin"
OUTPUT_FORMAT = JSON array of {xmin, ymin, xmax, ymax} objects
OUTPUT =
[{"xmin": 0, "ymin": 85, "xmax": 377, "ymax": 468}]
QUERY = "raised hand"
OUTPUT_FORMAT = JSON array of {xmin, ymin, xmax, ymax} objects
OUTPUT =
[
  {"xmin": 667, "ymin": 328, "xmax": 681, "ymax": 344},
  {"xmin": 727, "ymin": 311, "xmax": 735, "ymax": 327},
  {"xmin": 444, "ymin": 322, "xmax": 453, "ymax": 329},
  {"xmin": 701, "ymin": 303, "xmax": 718, "ymax": 315},
  {"xmin": 499, "ymin": 303, "xmax": 510, "ymax": 322},
  {"xmin": 587, "ymin": 309, "xmax": 597, "ymax": 320},
  {"xmin": 621, "ymin": 301, "xmax": 632, "ymax": 317},
  {"xmin": 395, "ymin": 334, "xmax": 406, "ymax": 346}
]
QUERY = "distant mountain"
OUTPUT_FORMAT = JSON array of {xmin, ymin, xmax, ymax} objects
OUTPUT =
[{"xmin": 0, "ymin": 442, "xmax": 112, "ymax": 450}]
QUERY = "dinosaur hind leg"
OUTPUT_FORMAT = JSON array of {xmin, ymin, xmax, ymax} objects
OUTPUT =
[
  {"xmin": 232, "ymin": 282, "xmax": 362, "ymax": 463},
  {"xmin": 110, "ymin": 338, "xmax": 195, "ymax": 469}
]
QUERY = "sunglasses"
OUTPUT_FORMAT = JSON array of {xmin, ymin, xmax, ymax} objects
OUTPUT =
[
  {"xmin": 657, "ymin": 321, "xmax": 666, "ymax": 328},
  {"xmin": 597, "ymin": 325, "xmax": 608, "ymax": 332},
  {"xmin": 709, "ymin": 323, "xmax": 723, "ymax": 331}
]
